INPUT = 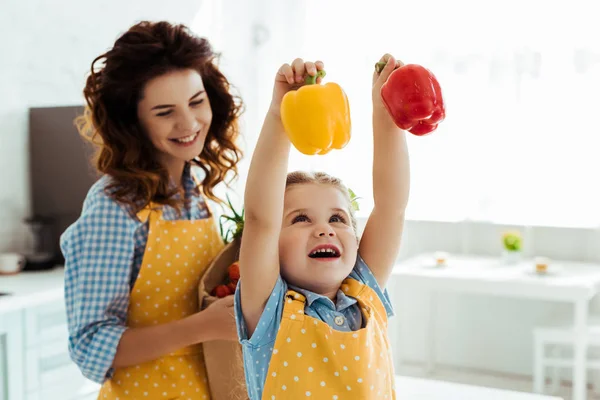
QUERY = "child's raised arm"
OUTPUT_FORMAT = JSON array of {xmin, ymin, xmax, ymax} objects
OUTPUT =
[
  {"xmin": 239, "ymin": 59, "xmax": 324, "ymax": 336},
  {"xmin": 359, "ymin": 54, "xmax": 410, "ymax": 289}
]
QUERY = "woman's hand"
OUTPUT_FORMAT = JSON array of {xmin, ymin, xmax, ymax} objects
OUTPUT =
[{"xmin": 201, "ymin": 295, "xmax": 238, "ymax": 342}]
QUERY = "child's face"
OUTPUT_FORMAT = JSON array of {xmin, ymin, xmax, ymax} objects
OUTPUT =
[
  {"xmin": 279, "ymin": 183, "xmax": 358, "ymax": 295},
  {"xmin": 137, "ymin": 68, "xmax": 213, "ymax": 175}
]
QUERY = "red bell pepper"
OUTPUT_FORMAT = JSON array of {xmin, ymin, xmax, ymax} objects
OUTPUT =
[{"xmin": 376, "ymin": 62, "xmax": 445, "ymax": 136}]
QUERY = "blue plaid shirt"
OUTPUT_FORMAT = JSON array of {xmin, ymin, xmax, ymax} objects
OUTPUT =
[
  {"xmin": 234, "ymin": 255, "xmax": 394, "ymax": 400},
  {"xmin": 61, "ymin": 165, "xmax": 211, "ymax": 384}
]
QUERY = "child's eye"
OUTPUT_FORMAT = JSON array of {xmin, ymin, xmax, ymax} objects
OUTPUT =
[
  {"xmin": 190, "ymin": 99, "xmax": 204, "ymax": 107},
  {"xmin": 330, "ymin": 213, "xmax": 347, "ymax": 224},
  {"xmin": 292, "ymin": 214, "xmax": 310, "ymax": 224}
]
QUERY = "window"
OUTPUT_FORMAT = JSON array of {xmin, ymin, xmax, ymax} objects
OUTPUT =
[{"xmin": 197, "ymin": 0, "xmax": 600, "ymax": 228}]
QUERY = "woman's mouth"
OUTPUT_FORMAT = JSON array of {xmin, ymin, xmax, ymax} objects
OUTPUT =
[{"xmin": 169, "ymin": 132, "xmax": 199, "ymax": 147}]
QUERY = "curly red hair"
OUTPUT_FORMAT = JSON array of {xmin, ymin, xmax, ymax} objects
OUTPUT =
[{"xmin": 76, "ymin": 21, "xmax": 244, "ymax": 213}]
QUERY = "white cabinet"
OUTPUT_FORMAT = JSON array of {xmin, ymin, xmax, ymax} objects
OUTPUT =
[
  {"xmin": 0, "ymin": 269, "xmax": 99, "ymax": 400},
  {"xmin": 23, "ymin": 300, "xmax": 98, "ymax": 399},
  {"xmin": 0, "ymin": 311, "xmax": 24, "ymax": 400},
  {"xmin": 24, "ymin": 301, "xmax": 68, "ymax": 347}
]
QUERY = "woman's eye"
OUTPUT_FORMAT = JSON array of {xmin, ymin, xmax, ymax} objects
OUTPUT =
[
  {"xmin": 156, "ymin": 110, "xmax": 173, "ymax": 117},
  {"xmin": 155, "ymin": 99, "xmax": 203, "ymax": 117}
]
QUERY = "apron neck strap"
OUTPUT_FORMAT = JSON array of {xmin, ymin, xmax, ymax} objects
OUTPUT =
[{"xmin": 136, "ymin": 202, "xmax": 163, "ymax": 223}]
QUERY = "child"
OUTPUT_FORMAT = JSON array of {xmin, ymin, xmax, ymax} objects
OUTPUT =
[
  {"xmin": 61, "ymin": 21, "xmax": 243, "ymax": 399},
  {"xmin": 235, "ymin": 56, "xmax": 409, "ymax": 399}
]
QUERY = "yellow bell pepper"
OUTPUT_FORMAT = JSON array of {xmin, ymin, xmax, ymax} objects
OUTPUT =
[{"xmin": 280, "ymin": 71, "xmax": 351, "ymax": 155}]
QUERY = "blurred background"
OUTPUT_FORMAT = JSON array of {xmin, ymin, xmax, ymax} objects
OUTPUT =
[{"xmin": 1, "ymin": 0, "xmax": 599, "ymax": 399}]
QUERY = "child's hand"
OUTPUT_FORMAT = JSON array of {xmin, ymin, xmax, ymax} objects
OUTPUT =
[
  {"xmin": 269, "ymin": 58, "xmax": 325, "ymax": 118},
  {"xmin": 372, "ymin": 53, "xmax": 404, "ymax": 115}
]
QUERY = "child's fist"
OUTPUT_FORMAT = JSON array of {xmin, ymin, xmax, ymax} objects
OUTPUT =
[{"xmin": 270, "ymin": 58, "xmax": 325, "ymax": 117}]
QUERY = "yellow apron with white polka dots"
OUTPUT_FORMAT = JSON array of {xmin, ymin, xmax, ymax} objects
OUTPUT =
[
  {"xmin": 98, "ymin": 204, "xmax": 224, "ymax": 399},
  {"xmin": 262, "ymin": 278, "xmax": 396, "ymax": 400}
]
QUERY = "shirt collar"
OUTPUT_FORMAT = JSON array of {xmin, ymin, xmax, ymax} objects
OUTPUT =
[
  {"xmin": 167, "ymin": 162, "xmax": 197, "ymax": 198},
  {"xmin": 289, "ymin": 284, "xmax": 357, "ymax": 312}
]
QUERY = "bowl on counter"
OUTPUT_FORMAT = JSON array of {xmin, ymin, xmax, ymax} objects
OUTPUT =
[{"xmin": 0, "ymin": 252, "xmax": 25, "ymax": 275}]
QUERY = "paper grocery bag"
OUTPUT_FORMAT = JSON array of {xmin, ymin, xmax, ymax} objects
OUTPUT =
[{"xmin": 198, "ymin": 238, "xmax": 249, "ymax": 400}]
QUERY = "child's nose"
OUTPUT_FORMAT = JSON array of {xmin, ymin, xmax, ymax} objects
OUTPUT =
[
  {"xmin": 315, "ymin": 226, "xmax": 336, "ymax": 237},
  {"xmin": 318, "ymin": 232, "xmax": 335, "ymax": 237}
]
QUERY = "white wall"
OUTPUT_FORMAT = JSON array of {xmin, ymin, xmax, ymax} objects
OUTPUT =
[{"xmin": 0, "ymin": 0, "xmax": 217, "ymax": 253}]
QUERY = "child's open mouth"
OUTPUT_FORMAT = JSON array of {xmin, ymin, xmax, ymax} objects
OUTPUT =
[{"xmin": 308, "ymin": 244, "xmax": 341, "ymax": 260}]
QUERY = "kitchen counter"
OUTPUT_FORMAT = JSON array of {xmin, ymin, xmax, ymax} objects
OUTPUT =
[{"xmin": 0, "ymin": 267, "xmax": 64, "ymax": 314}]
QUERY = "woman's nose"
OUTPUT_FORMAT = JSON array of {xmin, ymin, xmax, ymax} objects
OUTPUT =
[{"xmin": 176, "ymin": 110, "xmax": 199, "ymax": 133}]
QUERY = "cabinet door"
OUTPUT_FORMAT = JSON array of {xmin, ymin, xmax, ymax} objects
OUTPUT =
[
  {"xmin": 25, "ymin": 379, "xmax": 99, "ymax": 400},
  {"xmin": 25, "ymin": 340, "xmax": 77, "ymax": 393},
  {"xmin": 0, "ymin": 311, "xmax": 25, "ymax": 400},
  {"xmin": 0, "ymin": 319, "xmax": 5, "ymax": 400},
  {"xmin": 24, "ymin": 301, "xmax": 68, "ymax": 348},
  {"xmin": 23, "ymin": 299, "xmax": 99, "ymax": 399}
]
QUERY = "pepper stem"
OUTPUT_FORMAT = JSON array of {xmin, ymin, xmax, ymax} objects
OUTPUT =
[
  {"xmin": 375, "ymin": 61, "xmax": 387, "ymax": 74},
  {"xmin": 304, "ymin": 70, "xmax": 326, "ymax": 85}
]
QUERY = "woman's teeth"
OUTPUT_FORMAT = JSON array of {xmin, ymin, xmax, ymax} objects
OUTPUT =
[{"xmin": 172, "ymin": 133, "xmax": 197, "ymax": 143}]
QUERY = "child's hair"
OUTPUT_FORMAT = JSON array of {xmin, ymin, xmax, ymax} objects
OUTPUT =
[
  {"xmin": 285, "ymin": 171, "xmax": 357, "ymax": 233},
  {"xmin": 76, "ymin": 21, "xmax": 244, "ymax": 213}
]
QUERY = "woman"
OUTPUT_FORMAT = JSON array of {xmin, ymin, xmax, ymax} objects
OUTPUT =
[{"xmin": 61, "ymin": 20, "xmax": 243, "ymax": 399}]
